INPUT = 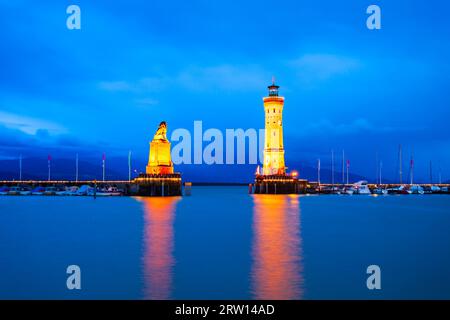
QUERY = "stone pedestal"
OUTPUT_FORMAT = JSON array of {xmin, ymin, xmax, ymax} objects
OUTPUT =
[
  {"xmin": 146, "ymin": 140, "xmax": 174, "ymax": 174},
  {"xmin": 145, "ymin": 121, "xmax": 174, "ymax": 175}
]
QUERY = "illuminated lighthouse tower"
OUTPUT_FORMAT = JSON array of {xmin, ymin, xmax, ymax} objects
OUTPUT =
[
  {"xmin": 253, "ymin": 79, "xmax": 306, "ymax": 194},
  {"xmin": 262, "ymin": 79, "xmax": 286, "ymax": 175}
]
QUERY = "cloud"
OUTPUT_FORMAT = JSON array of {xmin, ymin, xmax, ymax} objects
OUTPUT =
[
  {"xmin": 0, "ymin": 123, "xmax": 112, "ymax": 159},
  {"xmin": 295, "ymin": 118, "xmax": 398, "ymax": 138},
  {"xmin": 289, "ymin": 53, "xmax": 360, "ymax": 83},
  {"xmin": 176, "ymin": 64, "xmax": 267, "ymax": 91},
  {"xmin": 98, "ymin": 77, "xmax": 168, "ymax": 93},
  {"xmin": 0, "ymin": 111, "xmax": 66, "ymax": 135},
  {"xmin": 97, "ymin": 64, "xmax": 268, "ymax": 94},
  {"xmin": 134, "ymin": 98, "xmax": 159, "ymax": 107},
  {"xmin": 98, "ymin": 81, "xmax": 133, "ymax": 92}
]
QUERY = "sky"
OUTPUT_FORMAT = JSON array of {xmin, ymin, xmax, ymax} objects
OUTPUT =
[{"xmin": 1, "ymin": 0, "xmax": 450, "ymax": 182}]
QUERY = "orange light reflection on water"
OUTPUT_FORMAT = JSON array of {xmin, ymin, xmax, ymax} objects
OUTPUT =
[
  {"xmin": 251, "ymin": 194, "xmax": 304, "ymax": 299},
  {"xmin": 136, "ymin": 196, "xmax": 180, "ymax": 300}
]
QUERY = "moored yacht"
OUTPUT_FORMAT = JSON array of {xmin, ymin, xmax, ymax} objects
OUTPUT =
[
  {"xmin": 87, "ymin": 186, "xmax": 123, "ymax": 197},
  {"xmin": 19, "ymin": 186, "xmax": 32, "ymax": 195},
  {"xmin": 409, "ymin": 185, "xmax": 425, "ymax": 195},
  {"xmin": 387, "ymin": 185, "xmax": 410, "ymax": 195},
  {"xmin": 372, "ymin": 187, "xmax": 388, "ymax": 195},
  {"xmin": 7, "ymin": 186, "xmax": 21, "ymax": 195},
  {"xmin": 0, "ymin": 186, "xmax": 10, "ymax": 195},
  {"xmin": 342, "ymin": 186, "xmax": 354, "ymax": 195},
  {"xmin": 352, "ymin": 181, "xmax": 371, "ymax": 195},
  {"xmin": 43, "ymin": 186, "xmax": 58, "ymax": 196},
  {"xmin": 31, "ymin": 186, "xmax": 45, "ymax": 195},
  {"xmin": 76, "ymin": 185, "xmax": 93, "ymax": 196},
  {"xmin": 56, "ymin": 186, "xmax": 79, "ymax": 196}
]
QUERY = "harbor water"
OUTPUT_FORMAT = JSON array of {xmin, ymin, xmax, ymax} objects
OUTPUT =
[{"xmin": 0, "ymin": 187, "xmax": 449, "ymax": 299}]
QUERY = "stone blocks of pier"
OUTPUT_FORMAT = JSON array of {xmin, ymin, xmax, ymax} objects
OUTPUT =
[
  {"xmin": 133, "ymin": 173, "xmax": 182, "ymax": 196},
  {"xmin": 252, "ymin": 175, "xmax": 307, "ymax": 194}
]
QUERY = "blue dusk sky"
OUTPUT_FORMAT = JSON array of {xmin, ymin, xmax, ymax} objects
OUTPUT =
[{"xmin": 1, "ymin": 0, "xmax": 449, "ymax": 182}]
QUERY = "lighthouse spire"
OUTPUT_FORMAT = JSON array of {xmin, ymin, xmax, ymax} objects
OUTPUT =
[{"xmin": 268, "ymin": 77, "xmax": 280, "ymax": 96}]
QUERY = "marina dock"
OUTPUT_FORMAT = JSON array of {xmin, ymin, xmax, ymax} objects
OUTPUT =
[
  {"xmin": 0, "ymin": 174, "xmax": 183, "ymax": 197},
  {"xmin": 1, "ymin": 179, "xmax": 449, "ymax": 197}
]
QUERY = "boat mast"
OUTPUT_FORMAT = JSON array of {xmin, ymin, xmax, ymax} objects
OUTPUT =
[
  {"xmin": 317, "ymin": 158, "xmax": 321, "ymax": 185},
  {"xmin": 331, "ymin": 149, "xmax": 334, "ymax": 187},
  {"xmin": 48, "ymin": 154, "xmax": 51, "ymax": 181},
  {"xmin": 410, "ymin": 147, "xmax": 414, "ymax": 185},
  {"xmin": 375, "ymin": 151, "xmax": 379, "ymax": 184},
  {"xmin": 342, "ymin": 150, "xmax": 345, "ymax": 184},
  {"xmin": 128, "ymin": 150, "xmax": 132, "ymax": 182},
  {"xmin": 379, "ymin": 160, "xmax": 383, "ymax": 185},
  {"xmin": 398, "ymin": 144, "xmax": 402, "ymax": 184},
  {"xmin": 430, "ymin": 160, "xmax": 433, "ymax": 184},
  {"xmin": 102, "ymin": 153, "xmax": 106, "ymax": 182},
  {"xmin": 346, "ymin": 159, "xmax": 349, "ymax": 185},
  {"xmin": 76, "ymin": 153, "xmax": 79, "ymax": 182},
  {"xmin": 19, "ymin": 154, "xmax": 22, "ymax": 181}
]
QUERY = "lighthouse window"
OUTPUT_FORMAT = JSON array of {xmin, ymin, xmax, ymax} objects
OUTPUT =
[{"xmin": 273, "ymin": 108, "xmax": 275, "ymax": 113}]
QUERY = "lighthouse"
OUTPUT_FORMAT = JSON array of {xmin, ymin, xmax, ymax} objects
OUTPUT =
[
  {"xmin": 262, "ymin": 79, "xmax": 286, "ymax": 176},
  {"xmin": 253, "ymin": 79, "xmax": 307, "ymax": 194}
]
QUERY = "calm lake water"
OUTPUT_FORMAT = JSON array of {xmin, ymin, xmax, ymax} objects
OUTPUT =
[{"xmin": 1, "ymin": 187, "xmax": 449, "ymax": 299}]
